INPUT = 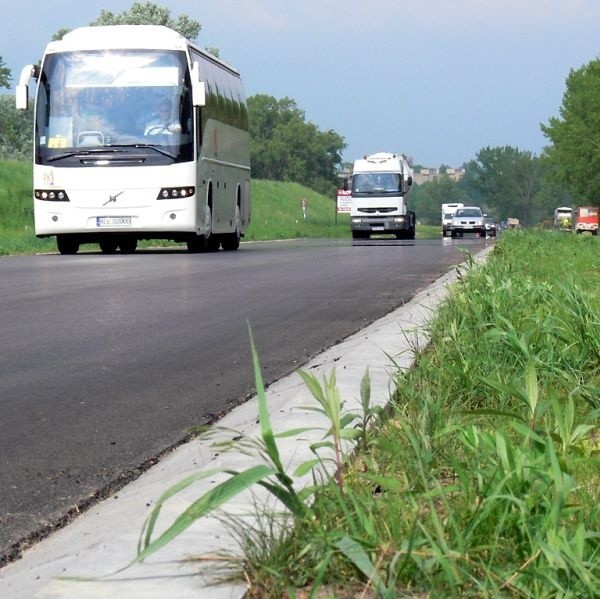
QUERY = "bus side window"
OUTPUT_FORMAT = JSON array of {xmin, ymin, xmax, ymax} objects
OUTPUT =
[{"xmin": 195, "ymin": 106, "xmax": 202, "ymax": 157}]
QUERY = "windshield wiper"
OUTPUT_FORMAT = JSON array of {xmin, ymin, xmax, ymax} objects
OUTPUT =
[
  {"xmin": 110, "ymin": 144, "xmax": 178, "ymax": 160},
  {"xmin": 47, "ymin": 144, "xmax": 178, "ymax": 162},
  {"xmin": 47, "ymin": 148, "xmax": 125, "ymax": 162}
]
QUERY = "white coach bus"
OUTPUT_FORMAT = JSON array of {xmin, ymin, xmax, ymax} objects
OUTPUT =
[{"xmin": 16, "ymin": 25, "xmax": 250, "ymax": 254}]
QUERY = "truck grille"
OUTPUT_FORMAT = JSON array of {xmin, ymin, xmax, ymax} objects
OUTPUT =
[{"xmin": 358, "ymin": 207, "xmax": 396, "ymax": 214}]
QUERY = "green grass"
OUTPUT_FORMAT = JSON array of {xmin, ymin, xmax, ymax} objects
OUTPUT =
[
  {"xmin": 0, "ymin": 161, "xmax": 55, "ymax": 255},
  {"xmin": 244, "ymin": 179, "xmax": 350, "ymax": 240},
  {"xmin": 0, "ymin": 161, "xmax": 437, "ymax": 255},
  {"xmin": 231, "ymin": 230, "xmax": 600, "ymax": 597}
]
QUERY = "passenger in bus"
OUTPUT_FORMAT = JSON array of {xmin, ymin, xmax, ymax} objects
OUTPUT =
[
  {"xmin": 144, "ymin": 100, "xmax": 181, "ymax": 135},
  {"xmin": 76, "ymin": 95, "xmax": 104, "ymax": 128},
  {"xmin": 75, "ymin": 90, "xmax": 111, "ymax": 145},
  {"xmin": 99, "ymin": 89, "xmax": 133, "ymax": 136}
]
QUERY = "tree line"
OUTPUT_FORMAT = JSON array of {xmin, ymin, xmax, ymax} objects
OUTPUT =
[{"xmin": 0, "ymin": 1, "xmax": 598, "ymax": 223}]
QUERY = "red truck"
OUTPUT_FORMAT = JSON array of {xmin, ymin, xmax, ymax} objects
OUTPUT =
[{"xmin": 575, "ymin": 206, "xmax": 599, "ymax": 235}]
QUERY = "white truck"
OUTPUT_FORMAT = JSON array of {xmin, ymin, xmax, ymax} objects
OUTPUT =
[
  {"xmin": 345, "ymin": 152, "xmax": 415, "ymax": 240},
  {"xmin": 441, "ymin": 202, "xmax": 464, "ymax": 236}
]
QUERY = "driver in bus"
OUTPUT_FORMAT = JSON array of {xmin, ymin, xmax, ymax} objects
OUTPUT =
[{"xmin": 144, "ymin": 100, "xmax": 181, "ymax": 135}]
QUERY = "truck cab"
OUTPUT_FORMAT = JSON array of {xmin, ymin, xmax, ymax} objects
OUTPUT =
[
  {"xmin": 575, "ymin": 206, "xmax": 598, "ymax": 235},
  {"xmin": 553, "ymin": 207, "xmax": 573, "ymax": 231},
  {"xmin": 348, "ymin": 152, "xmax": 415, "ymax": 240}
]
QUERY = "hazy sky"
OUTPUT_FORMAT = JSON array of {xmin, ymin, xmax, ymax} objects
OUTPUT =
[{"xmin": 2, "ymin": 0, "xmax": 600, "ymax": 167}]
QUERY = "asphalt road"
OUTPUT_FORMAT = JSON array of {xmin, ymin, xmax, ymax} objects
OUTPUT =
[{"xmin": 0, "ymin": 236, "xmax": 490, "ymax": 564}]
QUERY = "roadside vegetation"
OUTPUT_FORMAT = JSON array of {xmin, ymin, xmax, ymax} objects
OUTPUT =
[
  {"xmin": 0, "ymin": 161, "xmax": 52, "ymax": 255},
  {"xmin": 133, "ymin": 230, "xmax": 599, "ymax": 597}
]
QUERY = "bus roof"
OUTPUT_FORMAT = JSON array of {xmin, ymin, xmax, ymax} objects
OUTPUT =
[
  {"xmin": 49, "ymin": 25, "xmax": 188, "ymax": 52},
  {"xmin": 44, "ymin": 25, "xmax": 240, "ymax": 75}
]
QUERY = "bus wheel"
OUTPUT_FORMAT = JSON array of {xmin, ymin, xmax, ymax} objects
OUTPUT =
[
  {"xmin": 57, "ymin": 235, "xmax": 80, "ymax": 255},
  {"xmin": 187, "ymin": 235, "xmax": 207, "ymax": 253},
  {"xmin": 206, "ymin": 235, "xmax": 221, "ymax": 252},
  {"xmin": 222, "ymin": 206, "xmax": 241, "ymax": 251},
  {"xmin": 222, "ymin": 233, "xmax": 240, "ymax": 251},
  {"xmin": 99, "ymin": 238, "xmax": 119, "ymax": 254},
  {"xmin": 118, "ymin": 238, "xmax": 137, "ymax": 254}
]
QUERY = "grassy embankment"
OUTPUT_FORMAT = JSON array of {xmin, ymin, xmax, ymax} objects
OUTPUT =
[
  {"xmin": 0, "ymin": 160, "xmax": 439, "ymax": 255},
  {"xmin": 239, "ymin": 231, "xmax": 600, "ymax": 597},
  {"xmin": 133, "ymin": 230, "xmax": 599, "ymax": 597}
]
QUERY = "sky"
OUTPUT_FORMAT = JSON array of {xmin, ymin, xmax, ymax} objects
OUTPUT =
[{"xmin": 2, "ymin": 0, "xmax": 600, "ymax": 167}]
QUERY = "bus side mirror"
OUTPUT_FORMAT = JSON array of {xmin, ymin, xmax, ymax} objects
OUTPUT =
[
  {"xmin": 16, "ymin": 64, "xmax": 36, "ymax": 110},
  {"xmin": 406, "ymin": 176, "xmax": 413, "ymax": 187},
  {"xmin": 191, "ymin": 61, "xmax": 206, "ymax": 107},
  {"xmin": 192, "ymin": 81, "xmax": 206, "ymax": 107},
  {"xmin": 16, "ymin": 85, "xmax": 29, "ymax": 110}
]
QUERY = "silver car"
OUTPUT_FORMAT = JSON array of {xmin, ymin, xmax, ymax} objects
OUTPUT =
[{"xmin": 451, "ymin": 207, "xmax": 486, "ymax": 238}]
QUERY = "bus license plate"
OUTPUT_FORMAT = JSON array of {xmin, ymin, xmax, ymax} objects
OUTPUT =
[{"xmin": 96, "ymin": 216, "xmax": 132, "ymax": 227}]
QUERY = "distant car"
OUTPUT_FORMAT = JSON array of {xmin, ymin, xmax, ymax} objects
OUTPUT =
[
  {"xmin": 451, "ymin": 206, "xmax": 486, "ymax": 238},
  {"xmin": 484, "ymin": 217, "xmax": 497, "ymax": 237}
]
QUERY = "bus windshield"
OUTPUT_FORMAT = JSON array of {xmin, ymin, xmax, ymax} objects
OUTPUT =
[{"xmin": 36, "ymin": 49, "xmax": 193, "ymax": 165}]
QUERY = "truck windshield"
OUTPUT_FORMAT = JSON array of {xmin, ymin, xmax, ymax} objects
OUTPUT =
[
  {"xmin": 35, "ymin": 49, "xmax": 193, "ymax": 166},
  {"xmin": 352, "ymin": 173, "xmax": 401, "ymax": 194}
]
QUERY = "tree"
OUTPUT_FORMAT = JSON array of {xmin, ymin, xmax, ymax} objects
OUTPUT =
[
  {"xmin": 0, "ymin": 95, "xmax": 33, "ymax": 160},
  {"xmin": 541, "ymin": 58, "xmax": 600, "ymax": 204},
  {"xmin": 0, "ymin": 56, "xmax": 10, "ymax": 89},
  {"xmin": 53, "ymin": 2, "xmax": 201, "ymax": 41},
  {"xmin": 248, "ymin": 94, "xmax": 346, "ymax": 195},
  {"xmin": 461, "ymin": 146, "xmax": 551, "ymax": 226},
  {"xmin": 91, "ymin": 1, "xmax": 201, "ymax": 40}
]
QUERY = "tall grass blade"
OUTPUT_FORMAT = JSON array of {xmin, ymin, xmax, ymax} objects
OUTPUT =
[
  {"xmin": 136, "ymin": 464, "xmax": 275, "ymax": 563},
  {"xmin": 248, "ymin": 322, "xmax": 287, "ymax": 477}
]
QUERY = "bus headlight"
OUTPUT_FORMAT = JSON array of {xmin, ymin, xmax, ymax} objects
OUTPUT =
[
  {"xmin": 35, "ymin": 189, "xmax": 70, "ymax": 201},
  {"xmin": 157, "ymin": 187, "xmax": 195, "ymax": 200}
]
